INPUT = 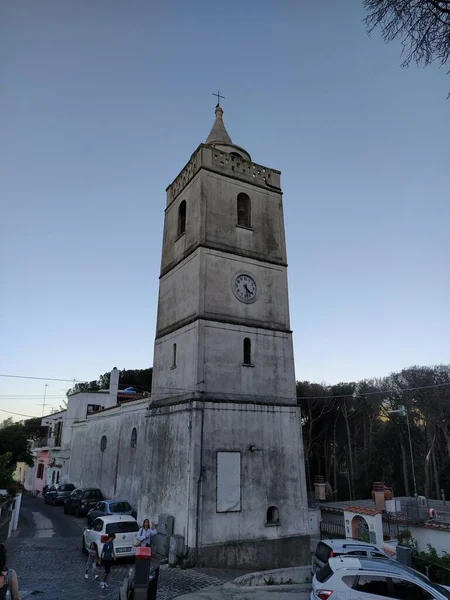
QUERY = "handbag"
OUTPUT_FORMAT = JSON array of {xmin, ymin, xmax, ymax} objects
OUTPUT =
[{"xmin": 133, "ymin": 528, "xmax": 142, "ymax": 547}]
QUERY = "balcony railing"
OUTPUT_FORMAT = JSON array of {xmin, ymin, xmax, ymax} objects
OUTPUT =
[{"xmin": 32, "ymin": 437, "xmax": 56, "ymax": 450}]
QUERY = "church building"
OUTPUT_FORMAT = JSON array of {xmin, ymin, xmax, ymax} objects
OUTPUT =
[{"xmin": 65, "ymin": 105, "xmax": 310, "ymax": 568}]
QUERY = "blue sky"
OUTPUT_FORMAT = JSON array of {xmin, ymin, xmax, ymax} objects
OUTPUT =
[{"xmin": 1, "ymin": 0, "xmax": 449, "ymax": 418}]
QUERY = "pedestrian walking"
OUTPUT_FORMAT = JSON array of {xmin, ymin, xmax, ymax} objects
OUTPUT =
[
  {"xmin": 135, "ymin": 519, "xmax": 157, "ymax": 548},
  {"xmin": 0, "ymin": 544, "xmax": 20, "ymax": 600},
  {"xmin": 84, "ymin": 542, "xmax": 100, "ymax": 580},
  {"xmin": 99, "ymin": 533, "xmax": 116, "ymax": 590}
]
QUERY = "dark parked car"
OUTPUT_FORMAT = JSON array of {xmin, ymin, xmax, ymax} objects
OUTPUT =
[
  {"xmin": 44, "ymin": 483, "xmax": 75, "ymax": 505},
  {"xmin": 64, "ymin": 488, "xmax": 103, "ymax": 517},
  {"xmin": 87, "ymin": 500, "xmax": 136, "ymax": 526}
]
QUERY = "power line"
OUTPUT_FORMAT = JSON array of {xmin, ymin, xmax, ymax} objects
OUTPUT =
[
  {"xmin": 0, "ymin": 407, "xmax": 42, "ymax": 418},
  {"xmin": 0, "ymin": 374, "xmax": 82, "ymax": 383}
]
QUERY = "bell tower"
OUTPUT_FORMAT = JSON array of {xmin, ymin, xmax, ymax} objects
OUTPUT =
[
  {"xmin": 146, "ymin": 104, "xmax": 310, "ymax": 569},
  {"xmin": 152, "ymin": 106, "xmax": 297, "ymax": 406}
]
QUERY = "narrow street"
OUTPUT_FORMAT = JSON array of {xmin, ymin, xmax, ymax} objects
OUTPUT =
[{"xmin": 5, "ymin": 497, "xmax": 246, "ymax": 600}]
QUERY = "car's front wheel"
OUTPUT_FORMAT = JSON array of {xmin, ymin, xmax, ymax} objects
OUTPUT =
[
  {"xmin": 82, "ymin": 535, "xmax": 88, "ymax": 554},
  {"xmin": 75, "ymin": 507, "xmax": 80, "ymax": 518}
]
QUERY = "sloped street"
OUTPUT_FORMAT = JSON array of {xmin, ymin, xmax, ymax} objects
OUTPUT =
[{"xmin": 6, "ymin": 497, "xmax": 246, "ymax": 600}]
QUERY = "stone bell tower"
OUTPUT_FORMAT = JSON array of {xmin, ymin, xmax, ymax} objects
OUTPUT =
[{"xmin": 145, "ymin": 104, "xmax": 310, "ymax": 568}]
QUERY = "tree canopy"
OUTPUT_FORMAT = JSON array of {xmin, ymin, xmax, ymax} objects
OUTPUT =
[
  {"xmin": 364, "ymin": 0, "xmax": 450, "ymax": 72},
  {"xmin": 68, "ymin": 368, "xmax": 153, "ymax": 396},
  {"xmin": 298, "ymin": 364, "xmax": 450, "ymax": 501},
  {"xmin": 0, "ymin": 420, "xmax": 34, "ymax": 468}
]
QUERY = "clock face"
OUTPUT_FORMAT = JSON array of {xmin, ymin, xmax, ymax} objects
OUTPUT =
[{"xmin": 233, "ymin": 273, "xmax": 258, "ymax": 303}]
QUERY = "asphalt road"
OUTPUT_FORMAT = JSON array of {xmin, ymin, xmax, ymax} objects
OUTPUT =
[{"xmin": 5, "ymin": 496, "xmax": 247, "ymax": 600}]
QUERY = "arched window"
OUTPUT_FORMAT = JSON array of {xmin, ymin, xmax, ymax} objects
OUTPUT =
[
  {"xmin": 172, "ymin": 343, "xmax": 177, "ymax": 368},
  {"xmin": 178, "ymin": 200, "xmax": 186, "ymax": 236},
  {"xmin": 100, "ymin": 435, "xmax": 107, "ymax": 452},
  {"xmin": 243, "ymin": 338, "xmax": 251, "ymax": 365},
  {"xmin": 237, "ymin": 193, "xmax": 251, "ymax": 228},
  {"xmin": 52, "ymin": 471, "xmax": 56, "ymax": 484},
  {"xmin": 131, "ymin": 427, "xmax": 137, "ymax": 449},
  {"xmin": 266, "ymin": 505, "xmax": 279, "ymax": 525},
  {"xmin": 56, "ymin": 471, "xmax": 60, "ymax": 484}
]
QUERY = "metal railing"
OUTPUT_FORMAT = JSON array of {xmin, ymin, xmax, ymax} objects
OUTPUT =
[
  {"xmin": 32, "ymin": 437, "xmax": 56, "ymax": 449},
  {"xmin": 412, "ymin": 555, "xmax": 450, "ymax": 586},
  {"xmin": 320, "ymin": 520, "xmax": 346, "ymax": 540}
]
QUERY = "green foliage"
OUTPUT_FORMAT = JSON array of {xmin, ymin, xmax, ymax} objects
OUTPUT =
[
  {"xmin": 0, "ymin": 453, "xmax": 14, "ymax": 487},
  {"xmin": 23, "ymin": 417, "xmax": 45, "ymax": 440},
  {"xmin": 413, "ymin": 545, "xmax": 450, "ymax": 585},
  {"xmin": 68, "ymin": 368, "xmax": 153, "ymax": 396},
  {"xmin": 298, "ymin": 364, "xmax": 450, "ymax": 500},
  {"xmin": 0, "ymin": 423, "xmax": 34, "ymax": 467}
]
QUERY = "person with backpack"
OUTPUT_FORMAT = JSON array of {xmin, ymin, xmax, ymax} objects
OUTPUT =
[
  {"xmin": 99, "ymin": 533, "xmax": 116, "ymax": 590},
  {"xmin": 0, "ymin": 544, "xmax": 20, "ymax": 600},
  {"xmin": 135, "ymin": 519, "xmax": 157, "ymax": 548}
]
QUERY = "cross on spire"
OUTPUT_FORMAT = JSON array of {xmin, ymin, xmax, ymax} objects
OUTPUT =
[{"xmin": 212, "ymin": 90, "xmax": 225, "ymax": 106}]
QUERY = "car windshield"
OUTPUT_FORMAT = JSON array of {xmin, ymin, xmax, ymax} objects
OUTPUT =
[
  {"xmin": 84, "ymin": 490, "xmax": 102, "ymax": 499},
  {"xmin": 109, "ymin": 502, "xmax": 131, "ymax": 513},
  {"xmin": 105, "ymin": 521, "xmax": 139, "ymax": 534},
  {"xmin": 59, "ymin": 485, "xmax": 75, "ymax": 491}
]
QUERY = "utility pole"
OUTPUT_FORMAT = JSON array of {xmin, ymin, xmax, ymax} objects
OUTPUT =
[{"xmin": 41, "ymin": 384, "xmax": 49, "ymax": 417}]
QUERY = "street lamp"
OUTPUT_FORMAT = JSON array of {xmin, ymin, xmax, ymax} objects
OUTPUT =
[{"xmin": 388, "ymin": 405, "xmax": 417, "ymax": 497}]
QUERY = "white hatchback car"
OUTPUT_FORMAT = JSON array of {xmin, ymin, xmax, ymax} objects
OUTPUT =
[
  {"xmin": 311, "ymin": 556, "xmax": 450, "ymax": 599},
  {"xmin": 82, "ymin": 514, "xmax": 140, "ymax": 559}
]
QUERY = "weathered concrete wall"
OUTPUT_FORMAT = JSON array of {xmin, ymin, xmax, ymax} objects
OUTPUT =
[
  {"xmin": 202, "ymin": 249, "xmax": 290, "ymax": 329},
  {"xmin": 201, "ymin": 321, "xmax": 296, "ymax": 402},
  {"xmin": 196, "ymin": 401, "xmax": 309, "ymax": 547},
  {"xmin": 68, "ymin": 399, "xmax": 149, "ymax": 512},
  {"xmin": 156, "ymin": 248, "xmax": 290, "ymax": 337},
  {"xmin": 67, "ymin": 398, "xmax": 310, "ymax": 568},
  {"xmin": 160, "ymin": 175, "xmax": 202, "ymax": 276},
  {"xmin": 151, "ymin": 323, "xmax": 199, "ymax": 403},
  {"xmin": 202, "ymin": 170, "xmax": 286, "ymax": 264},
  {"xmin": 152, "ymin": 319, "xmax": 296, "ymax": 405},
  {"xmin": 156, "ymin": 251, "xmax": 201, "ymax": 336},
  {"xmin": 61, "ymin": 391, "xmax": 114, "ymax": 450}
]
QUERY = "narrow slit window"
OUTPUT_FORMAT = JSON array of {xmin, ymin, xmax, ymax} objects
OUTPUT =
[
  {"xmin": 237, "ymin": 193, "xmax": 251, "ymax": 228},
  {"xmin": 243, "ymin": 338, "xmax": 251, "ymax": 365},
  {"xmin": 178, "ymin": 200, "xmax": 186, "ymax": 236},
  {"xmin": 172, "ymin": 343, "xmax": 177, "ymax": 368}
]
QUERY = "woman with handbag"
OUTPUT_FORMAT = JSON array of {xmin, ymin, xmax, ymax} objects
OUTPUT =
[
  {"xmin": 0, "ymin": 544, "xmax": 20, "ymax": 600},
  {"xmin": 134, "ymin": 519, "xmax": 157, "ymax": 548}
]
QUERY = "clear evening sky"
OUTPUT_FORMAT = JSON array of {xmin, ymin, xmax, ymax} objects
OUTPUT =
[{"xmin": 1, "ymin": 1, "xmax": 449, "ymax": 419}]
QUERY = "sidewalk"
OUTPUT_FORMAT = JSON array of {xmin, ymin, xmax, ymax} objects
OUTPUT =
[
  {"xmin": 173, "ymin": 566, "xmax": 313, "ymax": 600},
  {"xmin": 174, "ymin": 583, "xmax": 312, "ymax": 600}
]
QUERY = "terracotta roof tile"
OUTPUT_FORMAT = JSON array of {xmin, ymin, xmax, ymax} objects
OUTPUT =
[{"xmin": 345, "ymin": 505, "xmax": 379, "ymax": 516}]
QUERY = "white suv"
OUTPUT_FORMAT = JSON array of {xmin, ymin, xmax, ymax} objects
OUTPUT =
[
  {"xmin": 311, "ymin": 556, "xmax": 450, "ymax": 599},
  {"xmin": 313, "ymin": 539, "xmax": 393, "ymax": 574}
]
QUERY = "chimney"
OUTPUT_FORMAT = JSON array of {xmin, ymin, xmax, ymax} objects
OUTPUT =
[
  {"xmin": 373, "ymin": 481, "xmax": 386, "ymax": 513},
  {"xmin": 109, "ymin": 367, "xmax": 119, "ymax": 403},
  {"xmin": 314, "ymin": 475, "xmax": 326, "ymax": 501}
]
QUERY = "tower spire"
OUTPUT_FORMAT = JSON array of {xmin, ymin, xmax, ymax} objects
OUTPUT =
[{"xmin": 206, "ymin": 104, "xmax": 233, "ymax": 145}]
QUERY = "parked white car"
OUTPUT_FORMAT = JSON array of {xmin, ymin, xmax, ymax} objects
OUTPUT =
[
  {"xmin": 82, "ymin": 514, "xmax": 140, "ymax": 559},
  {"xmin": 311, "ymin": 556, "xmax": 450, "ymax": 599}
]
